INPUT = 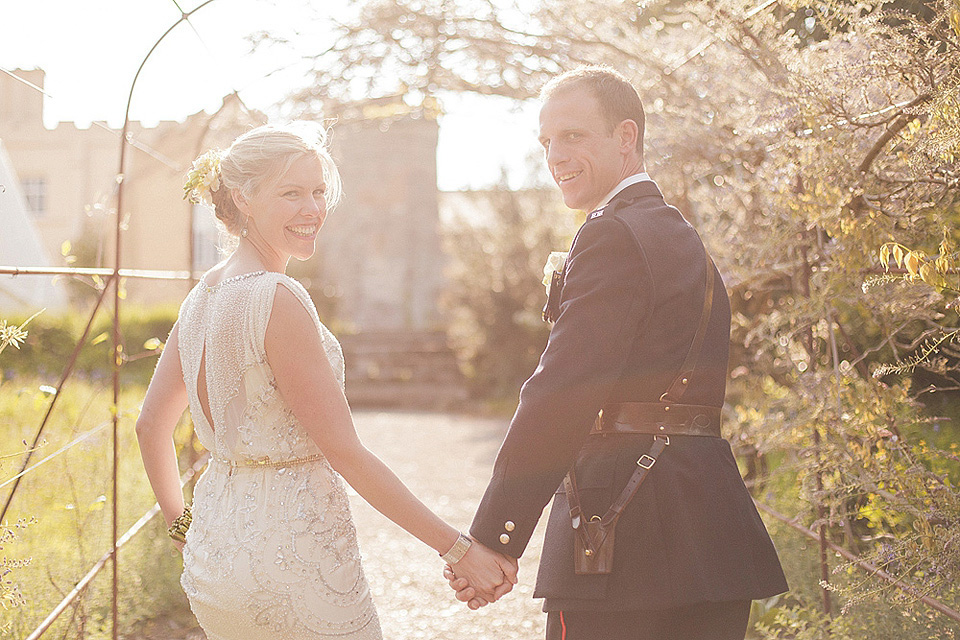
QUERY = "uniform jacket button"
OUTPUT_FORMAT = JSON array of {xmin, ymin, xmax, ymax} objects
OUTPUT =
[
  {"xmin": 499, "ymin": 533, "xmax": 511, "ymax": 545},
  {"xmin": 504, "ymin": 521, "xmax": 516, "ymax": 532}
]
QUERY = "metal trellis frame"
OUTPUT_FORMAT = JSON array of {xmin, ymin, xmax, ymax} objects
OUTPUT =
[{"xmin": 0, "ymin": 2, "xmax": 219, "ymax": 638}]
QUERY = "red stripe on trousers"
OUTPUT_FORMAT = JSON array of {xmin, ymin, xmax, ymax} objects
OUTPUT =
[{"xmin": 560, "ymin": 611, "xmax": 567, "ymax": 640}]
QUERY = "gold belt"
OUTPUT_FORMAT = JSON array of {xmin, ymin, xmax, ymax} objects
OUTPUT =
[{"xmin": 212, "ymin": 452, "xmax": 324, "ymax": 474}]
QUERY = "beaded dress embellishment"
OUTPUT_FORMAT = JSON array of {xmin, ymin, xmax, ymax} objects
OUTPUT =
[{"xmin": 177, "ymin": 271, "xmax": 381, "ymax": 639}]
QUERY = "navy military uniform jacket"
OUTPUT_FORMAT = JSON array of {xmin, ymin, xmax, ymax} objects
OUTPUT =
[{"xmin": 470, "ymin": 180, "xmax": 788, "ymax": 611}]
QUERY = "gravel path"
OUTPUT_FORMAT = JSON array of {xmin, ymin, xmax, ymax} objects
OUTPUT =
[
  {"xmin": 349, "ymin": 410, "xmax": 546, "ymax": 640},
  {"xmin": 133, "ymin": 410, "xmax": 547, "ymax": 640}
]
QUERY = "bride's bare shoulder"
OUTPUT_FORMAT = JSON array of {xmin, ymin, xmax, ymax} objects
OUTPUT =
[{"xmin": 264, "ymin": 284, "xmax": 321, "ymax": 353}]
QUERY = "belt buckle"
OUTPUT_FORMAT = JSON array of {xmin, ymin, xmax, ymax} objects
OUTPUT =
[
  {"xmin": 596, "ymin": 410, "xmax": 604, "ymax": 429},
  {"xmin": 637, "ymin": 454, "xmax": 657, "ymax": 469},
  {"xmin": 594, "ymin": 409, "xmax": 610, "ymax": 434}
]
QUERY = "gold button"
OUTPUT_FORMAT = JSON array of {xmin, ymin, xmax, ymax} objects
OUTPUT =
[
  {"xmin": 504, "ymin": 521, "xmax": 516, "ymax": 532},
  {"xmin": 584, "ymin": 549, "xmax": 593, "ymax": 557},
  {"xmin": 659, "ymin": 425, "xmax": 665, "ymax": 431},
  {"xmin": 681, "ymin": 377, "xmax": 688, "ymax": 385},
  {"xmin": 499, "ymin": 533, "xmax": 511, "ymax": 545},
  {"xmin": 664, "ymin": 406, "xmax": 670, "ymax": 412}
]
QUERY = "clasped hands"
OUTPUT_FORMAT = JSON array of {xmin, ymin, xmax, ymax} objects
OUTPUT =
[{"xmin": 443, "ymin": 536, "xmax": 518, "ymax": 610}]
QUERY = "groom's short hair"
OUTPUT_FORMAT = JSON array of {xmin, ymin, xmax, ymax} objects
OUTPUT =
[{"xmin": 540, "ymin": 66, "xmax": 645, "ymax": 154}]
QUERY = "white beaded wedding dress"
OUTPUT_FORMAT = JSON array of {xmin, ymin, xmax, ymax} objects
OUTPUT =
[{"xmin": 176, "ymin": 270, "xmax": 382, "ymax": 640}]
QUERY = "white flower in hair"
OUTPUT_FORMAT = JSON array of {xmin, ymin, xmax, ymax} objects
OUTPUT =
[{"xmin": 183, "ymin": 150, "xmax": 222, "ymax": 205}]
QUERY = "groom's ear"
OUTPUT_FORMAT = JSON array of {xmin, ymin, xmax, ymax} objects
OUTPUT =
[{"xmin": 616, "ymin": 119, "xmax": 640, "ymax": 155}]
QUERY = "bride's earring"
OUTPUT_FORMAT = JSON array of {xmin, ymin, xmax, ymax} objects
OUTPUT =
[{"xmin": 240, "ymin": 217, "xmax": 249, "ymax": 238}]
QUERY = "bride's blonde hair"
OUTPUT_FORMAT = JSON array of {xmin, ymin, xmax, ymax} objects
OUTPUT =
[{"xmin": 206, "ymin": 121, "xmax": 342, "ymax": 238}]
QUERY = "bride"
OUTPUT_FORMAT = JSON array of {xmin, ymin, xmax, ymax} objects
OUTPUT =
[{"xmin": 136, "ymin": 122, "xmax": 517, "ymax": 639}]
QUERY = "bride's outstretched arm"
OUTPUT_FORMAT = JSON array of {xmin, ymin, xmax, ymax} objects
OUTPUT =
[
  {"xmin": 266, "ymin": 286, "xmax": 518, "ymax": 601},
  {"xmin": 136, "ymin": 323, "xmax": 190, "ymax": 539}
]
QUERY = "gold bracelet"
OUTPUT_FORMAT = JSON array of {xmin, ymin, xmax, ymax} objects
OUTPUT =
[
  {"xmin": 440, "ymin": 532, "xmax": 473, "ymax": 564},
  {"xmin": 167, "ymin": 504, "xmax": 192, "ymax": 543}
]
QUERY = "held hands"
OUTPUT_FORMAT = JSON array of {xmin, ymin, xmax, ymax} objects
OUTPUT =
[
  {"xmin": 444, "ymin": 565, "xmax": 492, "ymax": 610},
  {"xmin": 443, "ymin": 538, "xmax": 518, "ymax": 610}
]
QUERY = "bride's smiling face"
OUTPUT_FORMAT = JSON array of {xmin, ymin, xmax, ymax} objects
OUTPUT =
[{"xmin": 242, "ymin": 154, "xmax": 328, "ymax": 265}]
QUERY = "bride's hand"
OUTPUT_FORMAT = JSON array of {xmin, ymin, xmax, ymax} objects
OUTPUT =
[
  {"xmin": 447, "ymin": 538, "xmax": 518, "ymax": 604},
  {"xmin": 444, "ymin": 565, "xmax": 492, "ymax": 610}
]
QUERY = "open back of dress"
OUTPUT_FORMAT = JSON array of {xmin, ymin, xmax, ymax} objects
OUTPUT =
[{"xmin": 176, "ymin": 271, "xmax": 381, "ymax": 640}]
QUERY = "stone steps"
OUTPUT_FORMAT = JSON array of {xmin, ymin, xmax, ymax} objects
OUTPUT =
[{"xmin": 339, "ymin": 331, "xmax": 469, "ymax": 409}]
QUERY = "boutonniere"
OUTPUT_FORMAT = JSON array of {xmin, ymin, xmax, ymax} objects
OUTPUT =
[
  {"xmin": 541, "ymin": 251, "xmax": 568, "ymax": 323},
  {"xmin": 542, "ymin": 251, "xmax": 568, "ymax": 295}
]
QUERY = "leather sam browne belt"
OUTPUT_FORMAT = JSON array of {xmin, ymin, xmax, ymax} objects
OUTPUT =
[
  {"xmin": 565, "ymin": 248, "xmax": 723, "ymax": 575},
  {"xmin": 565, "ymin": 400, "xmax": 722, "ymax": 575},
  {"xmin": 592, "ymin": 402, "xmax": 722, "ymax": 438}
]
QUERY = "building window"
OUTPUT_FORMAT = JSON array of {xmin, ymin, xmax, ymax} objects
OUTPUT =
[{"xmin": 21, "ymin": 177, "xmax": 46, "ymax": 216}]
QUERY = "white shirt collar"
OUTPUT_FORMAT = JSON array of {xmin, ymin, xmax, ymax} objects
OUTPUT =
[{"xmin": 597, "ymin": 172, "xmax": 652, "ymax": 210}]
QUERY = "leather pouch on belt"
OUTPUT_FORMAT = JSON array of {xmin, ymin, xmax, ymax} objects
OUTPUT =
[{"xmin": 573, "ymin": 519, "xmax": 616, "ymax": 575}]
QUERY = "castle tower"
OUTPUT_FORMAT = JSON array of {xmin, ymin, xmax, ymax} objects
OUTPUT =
[
  {"xmin": 302, "ymin": 97, "xmax": 465, "ymax": 407},
  {"xmin": 316, "ymin": 98, "xmax": 445, "ymax": 333}
]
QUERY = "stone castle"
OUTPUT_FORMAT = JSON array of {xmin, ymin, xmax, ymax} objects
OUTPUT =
[{"xmin": 0, "ymin": 69, "xmax": 464, "ymax": 406}]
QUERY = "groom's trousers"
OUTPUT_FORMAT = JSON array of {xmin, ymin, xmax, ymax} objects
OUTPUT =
[{"xmin": 545, "ymin": 600, "xmax": 751, "ymax": 640}]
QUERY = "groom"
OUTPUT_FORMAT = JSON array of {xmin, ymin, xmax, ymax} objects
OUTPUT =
[{"xmin": 447, "ymin": 66, "xmax": 788, "ymax": 639}]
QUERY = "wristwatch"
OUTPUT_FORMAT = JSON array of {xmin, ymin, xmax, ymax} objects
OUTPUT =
[{"xmin": 440, "ymin": 532, "xmax": 473, "ymax": 564}]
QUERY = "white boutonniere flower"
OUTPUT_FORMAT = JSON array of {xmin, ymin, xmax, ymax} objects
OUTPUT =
[{"xmin": 542, "ymin": 251, "xmax": 568, "ymax": 294}]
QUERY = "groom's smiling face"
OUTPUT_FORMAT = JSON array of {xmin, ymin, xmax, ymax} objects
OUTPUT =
[{"xmin": 538, "ymin": 85, "xmax": 629, "ymax": 212}]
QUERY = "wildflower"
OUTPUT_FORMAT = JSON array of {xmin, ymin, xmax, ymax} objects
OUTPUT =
[{"xmin": 0, "ymin": 311, "xmax": 41, "ymax": 357}]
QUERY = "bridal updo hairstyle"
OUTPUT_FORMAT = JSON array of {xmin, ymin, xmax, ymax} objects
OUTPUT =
[{"xmin": 209, "ymin": 121, "xmax": 342, "ymax": 237}]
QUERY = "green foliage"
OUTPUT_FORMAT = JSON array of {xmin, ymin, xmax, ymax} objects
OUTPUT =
[
  {"xmin": 0, "ymin": 307, "xmax": 192, "ymax": 636},
  {"xmin": 440, "ymin": 184, "xmax": 578, "ymax": 399},
  {"xmin": 2, "ymin": 304, "xmax": 178, "ymax": 387},
  {"xmin": 0, "ymin": 313, "xmax": 40, "ymax": 632},
  {"xmin": 0, "ymin": 377, "xmax": 195, "ymax": 638}
]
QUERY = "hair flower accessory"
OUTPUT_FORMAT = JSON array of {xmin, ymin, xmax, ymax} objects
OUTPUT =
[{"xmin": 183, "ymin": 150, "xmax": 222, "ymax": 205}]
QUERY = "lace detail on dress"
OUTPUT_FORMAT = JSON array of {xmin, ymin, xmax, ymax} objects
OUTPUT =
[{"xmin": 176, "ymin": 271, "xmax": 381, "ymax": 640}]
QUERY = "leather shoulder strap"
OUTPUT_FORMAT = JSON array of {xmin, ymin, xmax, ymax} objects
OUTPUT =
[
  {"xmin": 660, "ymin": 250, "xmax": 716, "ymax": 403},
  {"xmin": 599, "ymin": 435, "xmax": 669, "ymax": 528},
  {"xmin": 563, "ymin": 471, "xmax": 584, "ymax": 530}
]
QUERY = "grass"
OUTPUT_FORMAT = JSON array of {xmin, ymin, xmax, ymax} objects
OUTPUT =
[{"xmin": 0, "ymin": 375, "xmax": 194, "ymax": 639}]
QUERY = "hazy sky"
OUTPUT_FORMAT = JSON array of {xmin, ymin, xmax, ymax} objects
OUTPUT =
[{"xmin": 0, "ymin": 0, "xmax": 545, "ymax": 190}]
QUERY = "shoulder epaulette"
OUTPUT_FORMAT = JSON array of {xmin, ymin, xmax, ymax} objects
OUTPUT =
[{"xmin": 586, "ymin": 206, "xmax": 607, "ymax": 221}]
